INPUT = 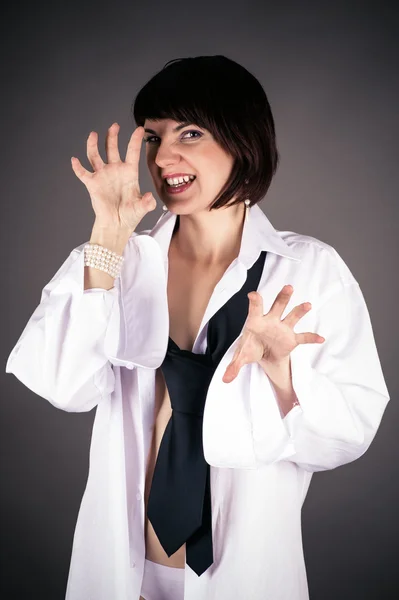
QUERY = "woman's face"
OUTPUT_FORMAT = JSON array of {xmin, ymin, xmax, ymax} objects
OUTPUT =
[{"xmin": 143, "ymin": 118, "xmax": 235, "ymax": 214}]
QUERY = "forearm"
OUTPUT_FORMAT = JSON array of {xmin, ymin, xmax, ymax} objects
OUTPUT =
[{"xmin": 258, "ymin": 356, "xmax": 300, "ymax": 418}]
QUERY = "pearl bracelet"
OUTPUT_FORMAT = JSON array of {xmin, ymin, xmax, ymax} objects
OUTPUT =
[{"xmin": 83, "ymin": 243, "xmax": 125, "ymax": 278}]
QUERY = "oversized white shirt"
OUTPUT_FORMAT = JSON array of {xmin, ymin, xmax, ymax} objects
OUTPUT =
[{"xmin": 6, "ymin": 204, "xmax": 390, "ymax": 600}]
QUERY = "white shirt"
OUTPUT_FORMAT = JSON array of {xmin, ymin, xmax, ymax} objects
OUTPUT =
[{"xmin": 6, "ymin": 204, "xmax": 390, "ymax": 600}]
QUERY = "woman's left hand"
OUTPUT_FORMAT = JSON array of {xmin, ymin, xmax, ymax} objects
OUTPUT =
[{"xmin": 222, "ymin": 285, "xmax": 325, "ymax": 383}]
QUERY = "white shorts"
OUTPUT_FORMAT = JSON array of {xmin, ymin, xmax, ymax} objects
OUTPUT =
[{"xmin": 140, "ymin": 558, "xmax": 185, "ymax": 600}]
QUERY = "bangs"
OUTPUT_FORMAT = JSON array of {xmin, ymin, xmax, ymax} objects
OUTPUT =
[{"xmin": 133, "ymin": 56, "xmax": 241, "ymax": 141}]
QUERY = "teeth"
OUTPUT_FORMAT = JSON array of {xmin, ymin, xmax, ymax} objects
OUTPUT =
[{"xmin": 166, "ymin": 175, "xmax": 195, "ymax": 186}]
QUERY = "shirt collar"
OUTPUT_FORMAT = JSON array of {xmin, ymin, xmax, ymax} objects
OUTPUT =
[{"xmin": 147, "ymin": 203, "xmax": 301, "ymax": 269}]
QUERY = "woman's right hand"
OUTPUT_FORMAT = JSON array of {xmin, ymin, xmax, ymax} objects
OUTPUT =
[{"xmin": 71, "ymin": 123, "xmax": 157, "ymax": 231}]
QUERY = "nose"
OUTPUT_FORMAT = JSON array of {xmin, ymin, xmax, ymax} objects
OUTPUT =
[{"xmin": 153, "ymin": 140, "xmax": 180, "ymax": 169}]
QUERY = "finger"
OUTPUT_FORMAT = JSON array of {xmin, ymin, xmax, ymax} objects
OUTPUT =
[
  {"xmin": 105, "ymin": 122, "xmax": 121, "ymax": 163},
  {"xmin": 283, "ymin": 302, "xmax": 312, "ymax": 329},
  {"xmin": 222, "ymin": 341, "xmax": 245, "ymax": 383},
  {"xmin": 222, "ymin": 361, "xmax": 241, "ymax": 383},
  {"xmin": 247, "ymin": 291, "xmax": 264, "ymax": 318},
  {"xmin": 223, "ymin": 347, "xmax": 252, "ymax": 382},
  {"xmin": 71, "ymin": 156, "xmax": 92, "ymax": 184},
  {"xmin": 268, "ymin": 285, "xmax": 294, "ymax": 319},
  {"xmin": 125, "ymin": 126, "xmax": 145, "ymax": 182},
  {"xmin": 87, "ymin": 131, "xmax": 105, "ymax": 170},
  {"xmin": 295, "ymin": 332, "xmax": 325, "ymax": 345}
]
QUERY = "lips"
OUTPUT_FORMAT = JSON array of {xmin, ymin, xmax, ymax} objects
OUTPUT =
[{"xmin": 164, "ymin": 177, "xmax": 196, "ymax": 195}]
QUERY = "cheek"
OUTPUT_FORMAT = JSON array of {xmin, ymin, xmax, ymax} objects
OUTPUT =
[{"xmin": 200, "ymin": 146, "xmax": 233, "ymax": 173}]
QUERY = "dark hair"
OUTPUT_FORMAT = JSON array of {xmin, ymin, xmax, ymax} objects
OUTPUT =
[{"xmin": 132, "ymin": 55, "xmax": 279, "ymax": 210}]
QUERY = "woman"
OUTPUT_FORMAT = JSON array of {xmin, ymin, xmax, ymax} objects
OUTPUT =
[{"xmin": 6, "ymin": 56, "xmax": 390, "ymax": 600}]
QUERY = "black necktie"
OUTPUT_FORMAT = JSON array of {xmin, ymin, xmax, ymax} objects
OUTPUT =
[{"xmin": 147, "ymin": 250, "xmax": 266, "ymax": 576}]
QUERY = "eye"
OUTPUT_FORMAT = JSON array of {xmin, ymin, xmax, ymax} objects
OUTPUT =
[
  {"xmin": 181, "ymin": 130, "xmax": 202, "ymax": 140},
  {"xmin": 144, "ymin": 130, "xmax": 203, "ymax": 144},
  {"xmin": 144, "ymin": 135, "xmax": 160, "ymax": 144}
]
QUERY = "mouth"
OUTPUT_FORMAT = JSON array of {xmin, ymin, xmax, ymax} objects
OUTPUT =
[{"xmin": 164, "ymin": 175, "xmax": 196, "ymax": 195}]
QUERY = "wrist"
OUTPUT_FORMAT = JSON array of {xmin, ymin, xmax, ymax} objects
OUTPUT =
[
  {"xmin": 258, "ymin": 355, "xmax": 291, "ymax": 377},
  {"xmin": 90, "ymin": 223, "xmax": 133, "ymax": 255},
  {"xmin": 258, "ymin": 356, "xmax": 300, "ymax": 417}
]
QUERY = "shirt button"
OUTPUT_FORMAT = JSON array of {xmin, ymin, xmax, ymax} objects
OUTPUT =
[
  {"xmin": 136, "ymin": 491, "xmax": 142, "ymax": 500},
  {"xmin": 132, "ymin": 561, "xmax": 136, "ymax": 568}
]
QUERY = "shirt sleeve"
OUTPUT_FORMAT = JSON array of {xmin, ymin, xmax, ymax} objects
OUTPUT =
[
  {"xmin": 5, "ymin": 233, "xmax": 168, "ymax": 413},
  {"xmin": 277, "ymin": 270, "xmax": 390, "ymax": 472}
]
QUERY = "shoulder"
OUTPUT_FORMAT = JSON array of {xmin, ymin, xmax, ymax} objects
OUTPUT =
[
  {"xmin": 277, "ymin": 229, "xmax": 359, "ymax": 287},
  {"xmin": 129, "ymin": 225, "xmax": 358, "ymax": 287}
]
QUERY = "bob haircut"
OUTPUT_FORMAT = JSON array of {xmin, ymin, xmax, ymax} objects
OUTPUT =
[{"xmin": 132, "ymin": 55, "xmax": 279, "ymax": 211}]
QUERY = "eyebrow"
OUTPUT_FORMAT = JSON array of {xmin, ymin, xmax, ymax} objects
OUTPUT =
[{"xmin": 144, "ymin": 122, "xmax": 194, "ymax": 134}]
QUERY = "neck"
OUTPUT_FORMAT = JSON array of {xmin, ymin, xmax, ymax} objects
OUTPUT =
[{"xmin": 171, "ymin": 203, "xmax": 246, "ymax": 266}]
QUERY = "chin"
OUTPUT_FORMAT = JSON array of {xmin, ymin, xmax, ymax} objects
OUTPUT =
[
  {"xmin": 161, "ymin": 197, "xmax": 195, "ymax": 213},
  {"xmin": 165, "ymin": 205, "xmax": 192, "ymax": 215}
]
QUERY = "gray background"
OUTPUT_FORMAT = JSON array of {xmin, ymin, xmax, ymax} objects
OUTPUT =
[{"xmin": 1, "ymin": 1, "xmax": 398, "ymax": 598}]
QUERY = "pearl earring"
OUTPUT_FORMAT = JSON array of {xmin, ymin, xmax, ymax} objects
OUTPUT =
[
  {"xmin": 162, "ymin": 204, "xmax": 168, "ymax": 212},
  {"xmin": 244, "ymin": 198, "xmax": 250, "ymax": 222}
]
